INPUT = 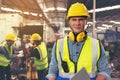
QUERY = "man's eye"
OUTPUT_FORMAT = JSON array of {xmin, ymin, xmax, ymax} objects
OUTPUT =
[
  {"xmin": 79, "ymin": 19, "xmax": 85, "ymax": 21},
  {"xmin": 72, "ymin": 19, "xmax": 77, "ymax": 21}
]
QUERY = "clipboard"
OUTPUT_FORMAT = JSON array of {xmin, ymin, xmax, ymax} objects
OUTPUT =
[{"xmin": 71, "ymin": 68, "xmax": 90, "ymax": 80}]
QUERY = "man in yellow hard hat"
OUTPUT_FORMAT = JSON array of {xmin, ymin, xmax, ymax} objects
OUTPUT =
[
  {"xmin": 30, "ymin": 33, "xmax": 48, "ymax": 80},
  {"xmin": 46, "ymin": 2, "xmax": 111, "ymax": 80},
  {"xmin": 0, "ymin": 33, "xmax": 17, "ymax": 80}
]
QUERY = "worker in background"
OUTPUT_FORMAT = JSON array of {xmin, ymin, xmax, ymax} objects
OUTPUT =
[
  {"xmin": 22, "ymin": 34, "xmax": 38, "ymax": 80},
  {"xmin": 0, "ymin": 33, "xmax": 23, "ymax": 80},
  {"xmin": 19, "ymin": 34, "xmax": 33, "ymax": 80},
  {"xmin": 30, "ymin": 33, "xmax": 48, "ymax": 80},
  {"xmin": 46, "ymin": 2, "xmax": 111, "ymax": 80}
]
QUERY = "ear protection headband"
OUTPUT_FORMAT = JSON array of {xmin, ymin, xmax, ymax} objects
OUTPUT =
[{"xmin": 68, "ymin": 31, "xmax": 86, "ymax": 42}]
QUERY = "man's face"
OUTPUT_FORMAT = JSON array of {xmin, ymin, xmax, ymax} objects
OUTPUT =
[
  {"xmin": 7, "ymin": 40, "xmax": 14, "ymax": 46},
  {"xmin": 30, "ymin": 41, "xmax": 36, "ymax": 47},
  {"xmin": 68, "ymin": 16, "xmax": 87, "ymax": 33}
]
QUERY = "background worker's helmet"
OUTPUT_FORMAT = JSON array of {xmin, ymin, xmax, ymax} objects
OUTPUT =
[
  {"xmin": 66, "ymin": 2, "xmax": 90, "ymax": 20},
  {"xmin": 30, "ymin": 33, "xmax": 41, "ymax": 41},
  {"xmin": 5, "ymin": 33, "xmax": 16, "ymax": 41}
]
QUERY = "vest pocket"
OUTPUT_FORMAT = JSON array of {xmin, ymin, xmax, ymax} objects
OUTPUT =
[{"xmin": 61, "ymin": 61, "xmax": 69, "ymax": 73}]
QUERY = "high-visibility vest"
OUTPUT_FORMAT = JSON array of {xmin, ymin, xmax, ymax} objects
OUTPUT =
[
  {"xmin": 0, "ymin": 43, "xmax": 12, "ymax": 66},
  {"xmin": 34, "ymin": 42, "xmax": 48, "ymax": 70},
  {"xmin": 0, "ymin": 55, "xmax": 10, "ymax": 66},
  {"xmin": 56, "ymin": 36, "xmax": 100, "ymax": 79}
]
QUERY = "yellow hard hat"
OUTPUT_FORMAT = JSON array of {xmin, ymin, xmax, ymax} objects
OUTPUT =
[
  {"xmin": 30, "ymin": 33, "xmax": 41, "ymax": 41},
  {"xmin": 66, "ymin": 2, "xmax": 90, "ymax": 20},
  {"xmin": 5, "ymin": 33, "xmax": 16, "ymax": 41}
]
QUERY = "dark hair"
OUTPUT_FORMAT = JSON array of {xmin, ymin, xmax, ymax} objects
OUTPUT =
[{"xmin": 68, "ymin": 16, "xmax": 87, "ymax": 20}]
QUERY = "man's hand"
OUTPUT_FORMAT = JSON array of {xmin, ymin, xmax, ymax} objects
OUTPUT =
[
  {"xmin": 17, "ymin": 50, "xmax": 24, "ymax": 57},
  {"xmin": 48, "ymin": 78, "xmax": 56, "ymax": 80},
  {"xmin": 96, "ymin": 74, "xmax": 106, "ymax": 80}
]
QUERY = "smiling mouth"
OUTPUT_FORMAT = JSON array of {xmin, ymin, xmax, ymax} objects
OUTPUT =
[{"xmin": 75, "ymin": 27, "xmax": 81, "ymax": 29}]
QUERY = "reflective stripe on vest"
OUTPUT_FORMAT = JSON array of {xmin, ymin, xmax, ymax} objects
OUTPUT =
[
  {"xmin": 34, "ymin": 42, "xmax": 48, "ymax": 70},
  {"xmin": 0, "ymin": 55, "xmax": 10, "ymax": 66},
  {"xmin": 4, "ymin": 43, "xmax": 13, "ymax": 56},
  {"xmin": 56, "ymin": 36, "xmax": 100, "ymax": 78}
]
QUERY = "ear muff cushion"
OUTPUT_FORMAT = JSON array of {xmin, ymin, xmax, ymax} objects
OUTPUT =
[
  {"xmin": 69, "ymin": 32, "xmax": 75, "ymax": 41},
  {"xmin": 76, "ymin": 32, "xmax": 85, "ymax": 42}
]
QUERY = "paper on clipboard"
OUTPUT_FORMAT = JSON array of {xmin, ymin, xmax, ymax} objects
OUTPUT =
[{"xmin": 71, "ymin": 68, "xmax": 90, "ymax": 80}]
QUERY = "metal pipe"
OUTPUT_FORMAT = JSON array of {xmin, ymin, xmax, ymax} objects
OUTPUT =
[{"xmin": 92, "ymin": 0, "xmax": 96, "ymax": 38}]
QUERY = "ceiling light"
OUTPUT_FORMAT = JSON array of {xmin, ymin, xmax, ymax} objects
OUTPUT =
[
  {"xmin": 89, "ymin": 5, "xmax": 120, "ymax": 13},
  {"xmin": 1, "ymin": 7, "xmax": 21, "ymax": 13},
  {"xmin": 97, "ymin": 26, "xmax": 106, "ymax": 30},
  {"xmin": 39, "ymin": 14, "xmax": 42, "ymax": 17},
  {"xmin": 43, "ymin": 7, "xmax": 66, "ymax": 12},
  {"xmin": 110, "ymin": 20, "xmax": 120, "ymax": 24},
  {"xmin": 23, "ymin": 12, "xmax": 29, "ymax": 15},
  {"xmin": 102, "ymin": 24, "xmax": 108, "ymax": 27},
  {"xmin": 56, "ymin": 7, "xmax": 66, "ymax": 11},
  {"xmin": 43, "ymin": 7, "xmax": 55, "ymax": 12},
  {"xmin": 30, "ymin": 12, "xmax": 38, "ymax": 16}
]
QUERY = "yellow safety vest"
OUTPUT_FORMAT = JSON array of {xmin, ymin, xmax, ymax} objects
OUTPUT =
[
  {"xmin": 56, "ymin": 36, "xmax": 100, "ymax": 78},
  {"xmin": 34, "ymin": 42, "xmax": 48, "ymax": 70},
  {"xmin": 0, "ymin": 43, "xmax": 12, "ymax": 66},
  {"xmin": 0, "ymin": 55, "xmax": 10, "ymax": 66}
]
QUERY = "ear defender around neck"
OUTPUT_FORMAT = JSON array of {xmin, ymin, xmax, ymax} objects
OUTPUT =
[{"xmin": 68, "ymin": 31, "xmax": 86, "ymax": 42}]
